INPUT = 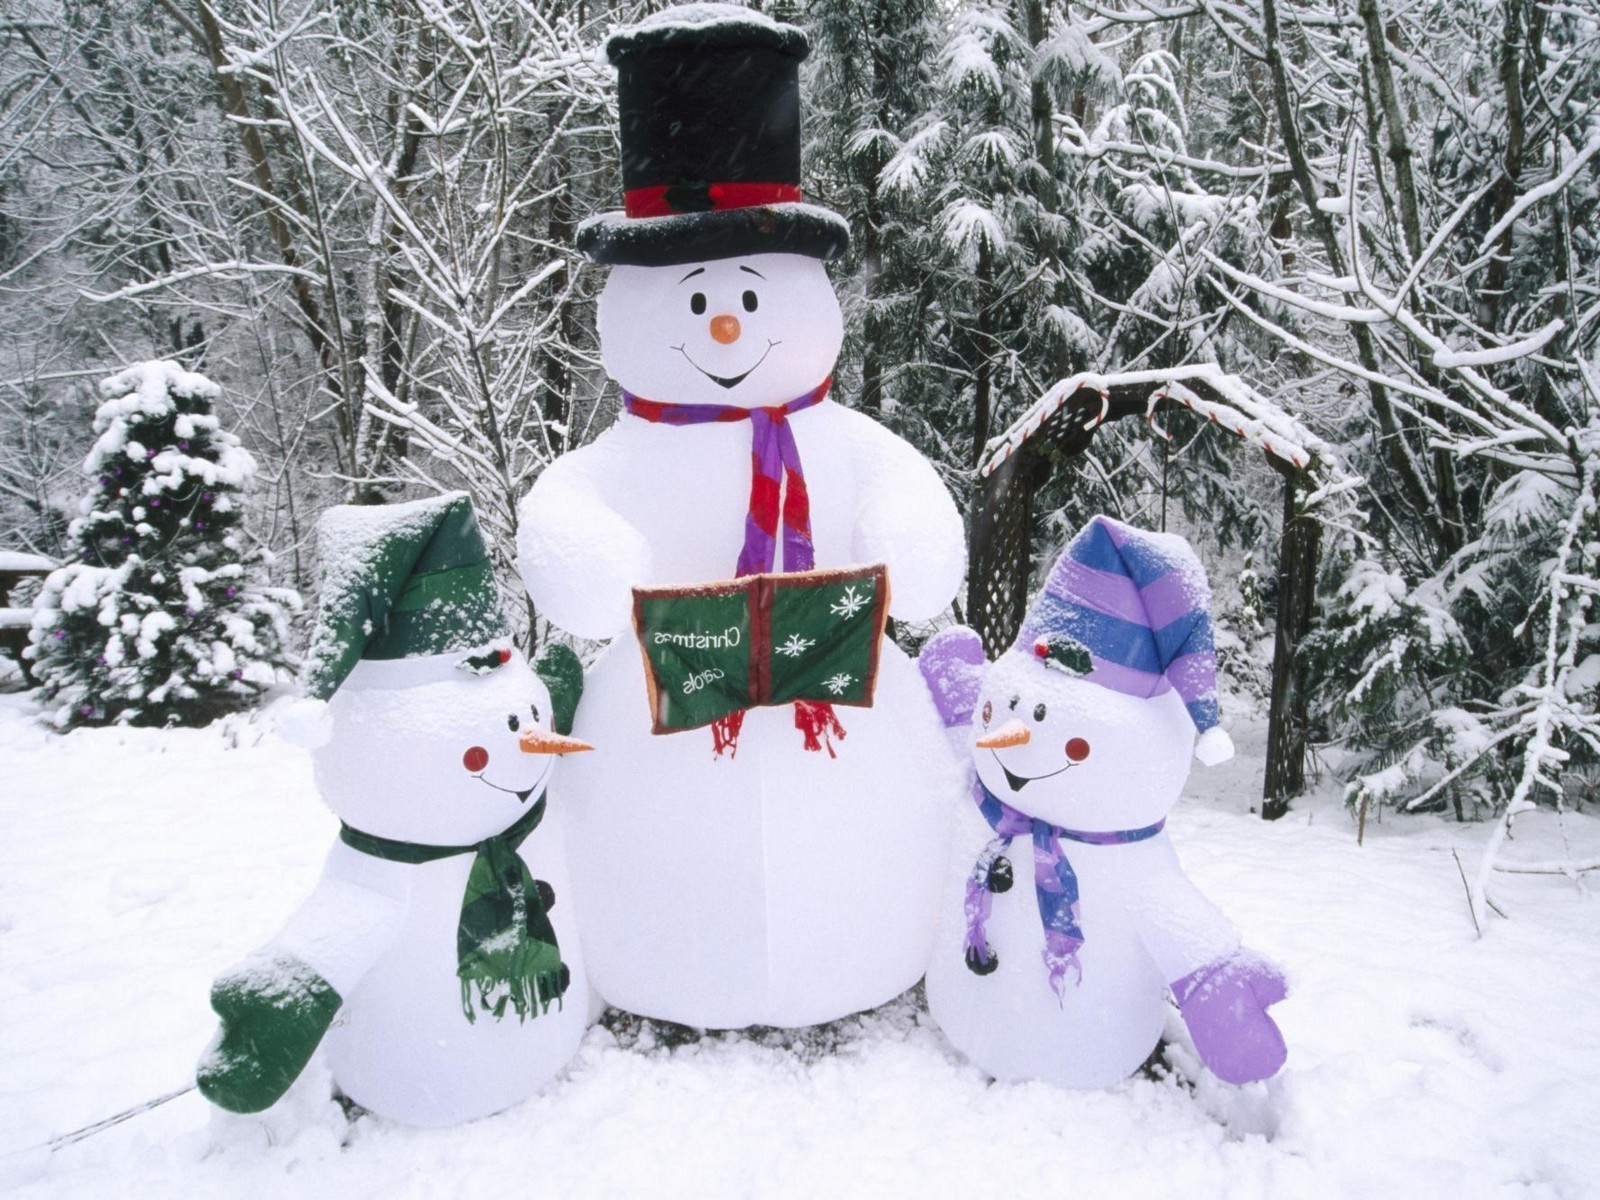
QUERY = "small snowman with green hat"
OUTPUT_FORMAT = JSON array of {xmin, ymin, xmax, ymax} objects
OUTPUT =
[{"xmin": 196, "ymin": 492, "xmax": 593, "ymax": 1127}]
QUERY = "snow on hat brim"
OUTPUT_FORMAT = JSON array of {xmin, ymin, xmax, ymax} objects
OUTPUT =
[
  {"xmin": 1019, "ymin": 515, "xmax": 1223, "ymax": 740},
  {"xmin": 302, "ymin": 492, "xmax": 510, "ymax": 700},
  {"xmin": 577, "ymin": 204, "xmax": 850, "ymax": 267}
]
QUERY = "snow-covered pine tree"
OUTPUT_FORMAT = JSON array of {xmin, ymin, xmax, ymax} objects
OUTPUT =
[
  {"xmin": 883, "ymin": 1, "xmax": 1061, "ymax": 469},
  {"xmin": 27, "ymin": 361, "xmax": 297, "ymax": 729},
  {"xmin": 1044, "ymin": 22, "xmax": 1282, "ymax": 548},
  {"xmin": 804, "ymin": 0, "xmax": 941, "ymax": 420}
]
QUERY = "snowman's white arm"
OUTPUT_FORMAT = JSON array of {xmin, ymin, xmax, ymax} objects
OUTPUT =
[
  {"xmin": 517, "ymin": 438, "xmax": 651, "ymax": 640},
  {"xmin": 197, "ymin": 846, "xmax": 405, "ymax": 1112},
  {"xmin": 1126, "ymin": 840, "xmax": 1242, "ymax": 984},
  {"xmin": 848, "ymin": 418, "xmax": 966, "ymax": 620},
  {"xmin": 269, "ymin": 853, "xmax": 408, "ymax": 996}
]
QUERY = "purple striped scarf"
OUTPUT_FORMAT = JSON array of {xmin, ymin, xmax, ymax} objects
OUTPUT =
[
  {"xmin": 622, "ymin": 380, "xmax": 831, "ymax": 576},
  {"xmin": 964, "ymin": 778, "xmax": 1165, "ymax": 1000}
]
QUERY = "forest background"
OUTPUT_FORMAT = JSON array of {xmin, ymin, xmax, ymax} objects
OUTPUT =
[{"xmin": 2, "ymin": 0, "xmax": 1597, "ymax": 854}]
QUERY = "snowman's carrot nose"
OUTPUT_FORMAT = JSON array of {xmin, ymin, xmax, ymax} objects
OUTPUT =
[
  {"xmin": 519, "ymin": 727, "xmax": 593, "ymax": 755},
  {"xmin": 710, "ymin": 314, "xmax": 741, "ymax": 344},
  {"xmin": 975, "ymin": 719, "xmax": 1030, "ymax": 749}
]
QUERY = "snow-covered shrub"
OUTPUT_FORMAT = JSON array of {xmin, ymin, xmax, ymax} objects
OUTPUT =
[
  {"xmin": 1301, "ymin": 553, "xmax": 1490, "ymax": 818},
  {"xmin": 1213, "ymin": 550, "xmax": 1272, "ymax": 713},
  {"xmin": 27, "ymin": 362, "xmax": 298, "ymax": 729},
  {"xmin": 1303, "ymin": 452, "xmax": 1600, "ymax": 832}
]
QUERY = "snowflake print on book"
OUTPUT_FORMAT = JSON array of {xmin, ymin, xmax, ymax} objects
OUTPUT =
[
  {"xmin": 776, "ymin": 633, "xmax": 816, "ymax": 658},
  {"xmin": 830, "ymin": 585, "xmax": 868, "ymax": 620},
  {"xmin": 630, "ymin": 565, "xmax": 888, "ymax": 736}
]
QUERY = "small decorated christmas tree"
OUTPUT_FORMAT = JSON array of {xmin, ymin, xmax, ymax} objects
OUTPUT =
[{"xmin": 27, "ymin": 361, "xmax": 298, "ymax": 729}]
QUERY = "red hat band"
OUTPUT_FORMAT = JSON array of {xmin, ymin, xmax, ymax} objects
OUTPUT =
[{"xmin": 624, "ymin": 181, "xmax": 803, "ymax": 219}]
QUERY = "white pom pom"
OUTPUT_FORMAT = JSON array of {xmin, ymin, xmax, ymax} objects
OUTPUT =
[
  {"xmin": 273, "ymin": 696, "xmax": 332, "ymax": 748},
  {"xmin": 1194, "ymin": 725, "xmax": 1234, "ymax": 766}
]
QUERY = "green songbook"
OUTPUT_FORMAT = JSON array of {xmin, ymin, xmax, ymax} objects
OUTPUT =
[{"xmin": 631, "ymin": 564, "xmax": 890, "ymax": 735}]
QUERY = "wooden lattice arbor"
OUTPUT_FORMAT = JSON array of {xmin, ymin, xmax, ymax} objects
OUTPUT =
[{"xmin": 968, "ymin": 367, "xmax": 1346, "ymax": 819}]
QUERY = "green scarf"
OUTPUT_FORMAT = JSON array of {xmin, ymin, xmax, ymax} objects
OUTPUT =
[{"xmin": 339, "ymin": 798, "xmax": 568, "ymax": 1024}]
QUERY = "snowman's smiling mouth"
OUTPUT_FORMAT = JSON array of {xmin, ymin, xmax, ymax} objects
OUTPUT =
[
  {"xmin": 674, "ymin": 341, "xmax": 778, "ymax": 389},
  {"xmin": 992, "ymin": 753, "xmax": 1078, "ymax": 793},
  {"xmin": 473, "ymin": 761, "xmax": 552, "ymax": 804}
]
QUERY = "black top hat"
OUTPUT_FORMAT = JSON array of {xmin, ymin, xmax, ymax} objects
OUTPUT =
[{"xmin": 575, "ymin": 5, "xmax": 850, "ymax": 268}]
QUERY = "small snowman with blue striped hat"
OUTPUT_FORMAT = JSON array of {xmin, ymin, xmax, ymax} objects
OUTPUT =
[{"xmin": 921, "ymin": 515, "xmax": 1288, "ymax": 1089}]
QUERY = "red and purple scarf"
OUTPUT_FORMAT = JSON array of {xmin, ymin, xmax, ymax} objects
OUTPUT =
[
  {"xmin": 963, "ymin": 778, "xmax": 1165, "ymax": 1000},
  {"xmin": 624, "ymin": 380, "xmax": 843, "ymax": 755},
  {"xmin": 623, "ymin": 379, "xmax": 829, "ymax": 576}
]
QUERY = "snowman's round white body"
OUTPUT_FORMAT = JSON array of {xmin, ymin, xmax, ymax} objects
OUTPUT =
[
  {"xmin": 198, "ymin": 493, "xmax": 593, "ymax": 1126},
  {"xmin": 302, "ymin": 654, "xmax": 590, "ymax": 1124},
  {"xmin": 924, "ymin": 652, "xmax": 1240, "ymax": 1087},
  {"xmin": 921, "ymin": 515, "xmax": 1287, "ymax": 1089},
  {"xmin": 522, "ymin": 248, "xmax": 965, "ymax": 1029}
]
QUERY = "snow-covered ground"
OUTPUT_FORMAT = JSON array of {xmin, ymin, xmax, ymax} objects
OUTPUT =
[{"xmin": 2, "ymin": 690, "xmax": 1597, "ymax": 1199}]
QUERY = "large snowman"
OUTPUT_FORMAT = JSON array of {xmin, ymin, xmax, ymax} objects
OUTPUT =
[
  {"xmin": 920, "ymin": 516, "xmax": 1288, "ymax": 1088},
  {"xmin": 197, "ymin": 494, "xmax": 594, "ymax": 1126},
  {"xmin": 518, "ymin": 6, "xmax": 965, "ymax": 1029}
]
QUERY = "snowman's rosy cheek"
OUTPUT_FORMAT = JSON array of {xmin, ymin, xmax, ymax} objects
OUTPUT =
[
  {"xmin": 463, "ymin": 746, "xmax": 489, "ymax": 773},
  {"xmin": 1065, "ymin": 738, "xmax": 1091, "ymax": 763}
]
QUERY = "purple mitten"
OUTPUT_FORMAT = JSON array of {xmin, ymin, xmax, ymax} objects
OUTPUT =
[
  {"xmin": 918, "ymin": 626, "xmax": 987, "ymax": 727},
  {"xmin": 1173, "ymin": 950, "xmax": 1288, "ymax": 1084}
]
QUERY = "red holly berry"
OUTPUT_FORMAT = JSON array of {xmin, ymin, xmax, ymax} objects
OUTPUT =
[
  {"xmin": 462, "ymin": 746, "xmax": 489, "ymax": 773},
  {"xmin": 1065, "ymin": 737, "xmax": 1091, "ymax": 762},
  {"xmin": 498, "ymin": 648, "xmax": 511, "ymax": 663}
]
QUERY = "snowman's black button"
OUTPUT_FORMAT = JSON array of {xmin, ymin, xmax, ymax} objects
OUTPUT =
[
  {"xmin": 534, "ymin": 879, "xmax": 556, "ymax": 910},
  {"xmin": 986, "ymin": 856, "xmax": 1014, "ymax": 893},
  {"xmin": 964, "ymin": 946, "xmax": 999, "ymax": 976},
  {"xmin": 557, "ymin": 962, "xmax": 572, "ymax": 996}
]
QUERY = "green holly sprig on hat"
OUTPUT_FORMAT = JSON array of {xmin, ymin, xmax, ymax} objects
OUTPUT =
[{"xmin": 1032, "ymin": 634, "xmax": 1092, "ymax": 676}]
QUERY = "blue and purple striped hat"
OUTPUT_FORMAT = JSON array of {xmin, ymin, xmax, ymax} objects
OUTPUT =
[{"xmin": 1019, "ymin": 515, "xmax": 1233, "ymax": 762}]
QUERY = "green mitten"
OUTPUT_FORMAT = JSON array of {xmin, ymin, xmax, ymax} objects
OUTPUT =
[
  {"xmin": 196, "ymin": 955, "xmax": 343, "ymax": 1113},
  {"xmin": 534, "ymin": 642, "xmax": 584, "ymax": 735}
]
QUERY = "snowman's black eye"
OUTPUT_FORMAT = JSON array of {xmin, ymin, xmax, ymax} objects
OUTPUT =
[
  {"xmin": 981, "ymin": 700, "xmax": 993, "ymax": 727},
  {"xmin": 690, "ymin": 292, "xmax": 707, "ymax": 315},
  {"xmin": 1008, "ymin": 694, "xmax": 1020, "ymax": 711},
  {"xmin": 1033, "ymin": 703, "xmax": 1047, "ymax": 722},
  {"xmin": 507, "ymin": 713, "xmax": 520, "ymax": 732},
  {"xmin": 742, "ymin": 289, "xmax": 758, "ymax": 313},
  {"xmin": 530, "ymin": 702, "xmax": 541, "ymax": 724}
]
